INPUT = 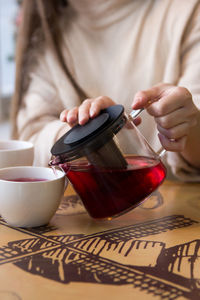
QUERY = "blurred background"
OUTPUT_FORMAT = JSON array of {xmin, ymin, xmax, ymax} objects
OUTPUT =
[{"xmin": 0, "ymin": 0, "xmax": 22, "ymax": 139}]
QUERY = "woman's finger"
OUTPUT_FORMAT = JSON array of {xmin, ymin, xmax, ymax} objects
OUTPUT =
[
  {"xmin": 60, "ymin": 109, "xmax": 68, "ymax": 122},
  {"xmin": 157, "ymin": 122, "xmax": 190, "ymax": 140},
  {"xmin": 146, "ymin": 87, "xmax": 191, "ymax": 117},
  {"xmin": 158, "ymin": 133, "xmax": 187, "ymax": 152},
  {"xmin": 89, "ymin": 96, "xmax": 116, "ymax": 118},
  {"xmin": 132, "ymin": 84, "xmax": 191, "ymax": 117},
  {"xmin": 60, "ymin": 96, "xmax": 116, "ymax": 126},
  {"xmin": 154, "ymin": 105, "xmax": 197, "ymax": 129},
  {"xmin": 132, "ymin": 83, "xmax": 174, "ymax": 110},
  {"xmin": 78, "ymin": 99, "xmax": 93, "ymax": 125},
  {"xmin": 132, "ymin": 116, "xmax": 142, "ymax": 126},
  {"xmin": 66, "ymin": 106, "xmax": 79, "ymax": 126}
]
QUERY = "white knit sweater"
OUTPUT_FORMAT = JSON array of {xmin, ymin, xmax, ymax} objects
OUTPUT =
[{"xmin": 17, "ymin": 0, "xmax": 200, "ymax": 181}]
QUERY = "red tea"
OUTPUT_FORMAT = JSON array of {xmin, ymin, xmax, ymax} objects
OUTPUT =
[
  {"xmin": 61, "ymin": 155, "xmax": 166, "ymax": 219},
  {"xmin": 5, "ymin": 178, "xmax": 48, "ymax": 182}
]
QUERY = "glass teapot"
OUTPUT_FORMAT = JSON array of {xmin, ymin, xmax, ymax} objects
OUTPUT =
[{"xmin": 50, "ymin": 105, "xmax": 166, "ymax": 220}]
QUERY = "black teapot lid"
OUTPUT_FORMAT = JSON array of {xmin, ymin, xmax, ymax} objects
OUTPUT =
[{"xmin": 51, "ymin": 105, "xmax": 125, "ymax": 162}]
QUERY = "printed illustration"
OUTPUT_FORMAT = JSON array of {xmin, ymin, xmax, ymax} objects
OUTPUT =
[{"xmin": 0, "ymin": 214, "xmax": 199, "ymax": 299}]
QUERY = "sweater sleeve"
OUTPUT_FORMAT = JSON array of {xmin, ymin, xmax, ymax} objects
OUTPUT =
[
  {"xmin": 166, "ymin": 3, "xmax": 200, "ymax": 181},
  {"xmin": 17, "ymin": 54, "xmax": 72, "ymax": 167}
]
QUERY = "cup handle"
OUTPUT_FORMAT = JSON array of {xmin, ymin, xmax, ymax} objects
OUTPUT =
[{"xmin": 129, "ymin": 108, "xmax": 167, "ymax": 159}]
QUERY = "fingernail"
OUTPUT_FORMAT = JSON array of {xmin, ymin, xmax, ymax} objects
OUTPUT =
[
  {"xmin": 90, "ymin": 108, "xmax": 96, "ymax": 118},
  {"xmin": 79, "ymin": 119, "xmax": 85, "ymax": 125},
  {"xmin": 79, "ymin": 115, "xmax": 89, "ymax": 125},
  {"xmin": 67, "ymin": 116, "xmax": 75, "ymax": 124},
  {"xmin": 60, "ymin": 114, "xmax": 65, "ymax": 122}
]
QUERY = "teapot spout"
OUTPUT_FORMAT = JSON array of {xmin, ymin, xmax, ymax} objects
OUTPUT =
[{"xmin": 49, "ymin": 156, "xmax": 62, "ymax": 166}]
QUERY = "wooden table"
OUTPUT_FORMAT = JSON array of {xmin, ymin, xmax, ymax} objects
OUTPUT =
[{"xmin": 0, "ymin": 181, "xmax": 200, "ymax": 300}]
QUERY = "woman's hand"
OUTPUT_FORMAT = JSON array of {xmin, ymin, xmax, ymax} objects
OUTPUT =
[
  {"xmin": 60, "ymin": 95, "xmax": 142, "ymax": 127},
  {"xmin": 60, "ymin": 96, "xmax": 116, "ymax": 127},
  {"xmin": 132, "ymin": 83, "xmax": 199, "ymax": 152}
]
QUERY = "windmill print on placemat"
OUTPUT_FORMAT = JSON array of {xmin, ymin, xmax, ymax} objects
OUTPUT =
[{"xmin": 0, "ymin": 215, "xmax": 200, "ymax": 299}]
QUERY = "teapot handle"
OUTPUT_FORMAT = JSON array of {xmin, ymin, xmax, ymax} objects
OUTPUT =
[
  {"xmin": 129, "ymin": 108, "xmax": 144, "ymax": 119},
  {"xmin": 129, "ymin": 108, "xmax": 166, "ymax": 159}
]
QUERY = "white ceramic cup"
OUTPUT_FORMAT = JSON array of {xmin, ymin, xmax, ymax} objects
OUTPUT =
[
  {"xmin": 0, "ymin": 166, "xmax": 67, "ymax": 228},
  {"xmin": 0, "ymin": 140, "xmax": 34, "ymax": 168}
]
